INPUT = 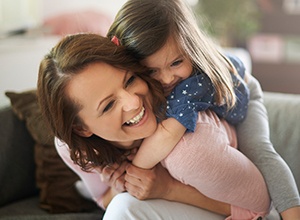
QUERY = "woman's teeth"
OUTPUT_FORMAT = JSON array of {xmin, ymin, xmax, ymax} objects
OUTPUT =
[{"xmin": 125, "ymin": 107, "xmax": 145, "ymax": 125}]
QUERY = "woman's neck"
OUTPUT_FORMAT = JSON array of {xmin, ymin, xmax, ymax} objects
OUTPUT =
[{"xmin": 113, "ymin": 139, "xmax": 143, "ymax": 150}]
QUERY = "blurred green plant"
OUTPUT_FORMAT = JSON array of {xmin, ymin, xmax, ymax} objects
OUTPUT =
[{"xmin": 193, "ymin": 0, "xmax": 260, "ymax": 47}]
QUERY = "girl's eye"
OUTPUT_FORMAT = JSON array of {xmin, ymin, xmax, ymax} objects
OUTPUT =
[
  {"xmin": 103, "ymin": 100, "xmax": 115, "ymax": 113},
  {"xmin": 125, "ymin": 75, "xmax": 136, "ymax": 88},
  {"xmin": 171, "ymin": 59, "xmax": 183, "ymax": 67},
  {"xmin": 148, "ymin": 69, "xmax": 157, "ymax": 75}
]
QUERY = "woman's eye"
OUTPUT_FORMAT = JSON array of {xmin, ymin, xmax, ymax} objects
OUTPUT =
[
  {"xmin": 171, "ymin": 60, "xmax": 183, "ymax": 67},
  {"xmin": 103, "ymin": 100, "xmax": 115, "ymax": 113},
  {"xmin": 125, "ymin": 75, "xmax": 136, "ymax": 88}
]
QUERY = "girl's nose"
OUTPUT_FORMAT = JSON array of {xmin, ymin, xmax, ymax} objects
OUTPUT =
[
  {"xmin": 121, "ymin": 91, "xmax": 140, "ymax": 112},
  {"xmin": 157, "ymin": 70, "xmax": 174, "ymax": 85}
]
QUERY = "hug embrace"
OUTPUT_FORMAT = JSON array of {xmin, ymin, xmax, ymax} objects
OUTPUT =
[{"xmin": 37, "ymin": 0, "xmax": 300, "ymax": 219}]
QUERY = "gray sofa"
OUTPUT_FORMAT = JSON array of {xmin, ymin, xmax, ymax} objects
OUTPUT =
[
  {"xmin": 0, "ymin": 91, "xmax": 299, "ymax": 220},
  {"xmin": 0, "ymin": 90, "xmax": 104, "ymax": 220}
]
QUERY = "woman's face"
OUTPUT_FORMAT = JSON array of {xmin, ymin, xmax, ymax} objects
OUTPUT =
[
  {"xmin": 142, "ymin": 36, "xmax": 193, "ymax": 96},
  {"xmin": 66, "ymin": 62, "xmax": 158, "ymax": 149}
]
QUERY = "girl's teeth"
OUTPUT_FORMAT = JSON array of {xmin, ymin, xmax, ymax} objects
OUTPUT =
[{"xmin": 126, "ymin": 107, "xmax": 145, "ymax": 125}]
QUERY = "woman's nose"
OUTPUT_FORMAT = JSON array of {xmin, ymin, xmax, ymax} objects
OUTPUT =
[{"xmin": 121, "ymin": 91, "xmax": 140, "ymax": 112}]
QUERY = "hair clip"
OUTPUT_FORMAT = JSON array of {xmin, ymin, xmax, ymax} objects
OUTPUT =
[{"xmin": 111, "ymin": 36, "xmax": 120, "ymax": 46}]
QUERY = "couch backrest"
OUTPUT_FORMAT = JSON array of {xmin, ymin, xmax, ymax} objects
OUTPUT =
[{"xmin": 0, "ymin": 107, "xmax": 38, "ymax": 207}]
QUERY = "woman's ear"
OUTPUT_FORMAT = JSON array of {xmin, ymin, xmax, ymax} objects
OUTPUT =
[{"xmin": 72, "ymin": 125, "xmax": 93, "ymax": 137}]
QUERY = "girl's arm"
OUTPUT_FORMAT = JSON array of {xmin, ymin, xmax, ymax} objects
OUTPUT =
[
  {"xmin": 132, "ymin": 117, "xmax": 186, "ymax": 169},
  {"xmin": 281, "ymin": 207, "xmax": 300, "ymax": 220},
  {"xmin": 125, "ymin": 162, "xmax": 231, "ymax": 216},
  {"xmin": 236, "ymin": 74, "xmax": 300, "ymax": 218}
]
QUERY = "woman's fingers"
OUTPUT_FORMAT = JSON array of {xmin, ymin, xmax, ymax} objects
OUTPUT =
[
  {"xmin": 111, "ymin": 161, "xmax": 128, "ymax": 192},
  {"xmin": 125, "ymin": 163, "xmax": 173, "ymax": 200},
  {"xmin": 95, "ymin": 161, "xmax": 128, "ymax": 192},
  {"xmin": 126, "ymin": 147, "xmax": 138, "ymax": 161},
  {"xmin": 125, "ymin": 164, "xmax": 156, "ymax": 199}
]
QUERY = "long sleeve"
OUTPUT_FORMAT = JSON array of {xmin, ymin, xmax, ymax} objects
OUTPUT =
[
  {"xmin": 236, "ymin": 74, "xmax": 300, "ymax": 213},
  {"xmin": 55, "ymin": 137, "xmax": 109, "ymax": 209}
]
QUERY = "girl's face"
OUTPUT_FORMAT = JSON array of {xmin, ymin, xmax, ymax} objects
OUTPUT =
[
  {"xmin": 66, "ymin": 62, "xmax": 158, "ymax": 149},
  {"xmin": 142, "ymin": 37, "xmax": 193, "ymax": 96}
]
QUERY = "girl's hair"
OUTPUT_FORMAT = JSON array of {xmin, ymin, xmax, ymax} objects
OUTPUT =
[
  {"xmin": 37, "ymin": 33, "xmax": 166, "ymax": 171},
  {"xmin": 108, "ymin": 0, "xmax": 237, "ymax": 107}
]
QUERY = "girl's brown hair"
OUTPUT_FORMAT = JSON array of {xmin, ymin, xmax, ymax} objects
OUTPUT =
[
  {"xmin": 37, "ymin": 33, "xmax": 165, "ymax": 171},
  {"xmin": 108, "ymin": 0, "xmax": 238, "ymax": 108}
]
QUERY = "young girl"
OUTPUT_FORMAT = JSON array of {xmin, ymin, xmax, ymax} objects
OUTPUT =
[
  {"xmin": 107, "ymin": 0, "xmax": 300, "ymax": 219},
  {"xmin": 38, "ymin": 33, "xmax": 270, "ymax": 220},
  {"xmin": 113, "ymin": 34, "xmax": 250, "ymax": 170}
]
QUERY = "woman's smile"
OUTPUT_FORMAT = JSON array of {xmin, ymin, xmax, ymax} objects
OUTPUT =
[
  {"xmin": 67, "ymin": 62, "xmax": 158, "ymax": 148},
  {"xmin": 125, "ymin": 107, "xmax": 145, "ymax": 126}
]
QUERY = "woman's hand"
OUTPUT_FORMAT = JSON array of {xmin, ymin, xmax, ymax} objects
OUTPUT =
[
  {"xmin": 95, "ymin": 148, "xmax": 138, "ymax": 193},
  {"xmin": 124, "ymin": 162, "xmax": 175, "ymax": 200},
  {"xmin": 125, "ymin": 162, "xmax": 231, "ymax": 216},
  {"xmin": 95, "ymin": 160, "xmax": 128, "ymax": 193}
]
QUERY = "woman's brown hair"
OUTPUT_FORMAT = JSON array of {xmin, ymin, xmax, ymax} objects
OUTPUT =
[{"xmin": 37, "ymin": 33, "xmax": 165, "ymax": 171}]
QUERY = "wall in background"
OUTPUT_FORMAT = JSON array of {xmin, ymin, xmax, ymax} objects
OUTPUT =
[
  {"xmin": 247, "ymin": 0, "xmax": 300, "ymax": 94},
  {"xmin": 0, "ymin": 0, "xmax": 127, "ymax": 108},
  {"xmin": 0, "ymin": 0, "xmax": 42, "ymax": 34},
  {"xmin": 0, "ymin": 0, "xmax": 127, "ymax": 34},
  {"xmin": 0, "ymin": 0, "xmax": 248, "ymax": 108}
]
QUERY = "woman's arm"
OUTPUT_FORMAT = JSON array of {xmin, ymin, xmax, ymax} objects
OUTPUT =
[
  {"xmin": 125, "ymin": 162, "xmax": 231, "ymax": 216},
  {"xmin": 95, "ymin": 161, "xmax": 129, "ymax": 208},
  {"xmin": 95, "ymin": 149, "xmax": 230, "ymax": 214},
  {"xmin": 55, "ymin": 137, "xmax": 127, "ymax": 209},
  {"xmin": 133, "ymin": 118, "xmax": 186, "ymax": 169}
]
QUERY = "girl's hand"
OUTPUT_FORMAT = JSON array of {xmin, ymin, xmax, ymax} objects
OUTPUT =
[{"xmin": 124, "ymin": 163, "xmax": 175, "ymax": 200}]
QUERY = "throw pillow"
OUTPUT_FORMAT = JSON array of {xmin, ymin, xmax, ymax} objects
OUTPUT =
[{"xmin": 5, "ymin": 90, "xmax": 97, "ymax": 213}]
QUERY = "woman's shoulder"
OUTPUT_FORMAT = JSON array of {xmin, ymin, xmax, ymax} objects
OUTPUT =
[{"xmin": 54, "ymin": 137, "xmax": 71, "ymax": 159}]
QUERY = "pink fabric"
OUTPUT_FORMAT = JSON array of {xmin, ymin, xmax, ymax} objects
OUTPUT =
[
  {"xmin": 55, "ymin": 138, "xmax": 108, "ymax": 209},
  {"xmin": 56, "ymin": 110, "xmax": 270, "ymax": 218},
  {"xmin": 161, "ymin": 110, "xmax": 271, "ymax": 219}
]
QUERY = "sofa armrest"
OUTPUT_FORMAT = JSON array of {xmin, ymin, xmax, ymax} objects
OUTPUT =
[
  {"xmin": 263, "ymin": 92, "xmax": 300, "ymax": 192},
  {"xmin": 0, "ymin": 107, "xmax": 38, "ymax": 207}
]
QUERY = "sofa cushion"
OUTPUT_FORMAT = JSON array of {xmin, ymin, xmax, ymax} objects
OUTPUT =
[
  {"xmin": 0, "ymin": 107, "xmax": 38, "ymax": 207},
  {"xmin": 0, "ymin": 197, "xmax": 103, "ymax": 219},
  {"xmin": 5, "ymin": 90, "xmax": 97, "ymax": 213}
]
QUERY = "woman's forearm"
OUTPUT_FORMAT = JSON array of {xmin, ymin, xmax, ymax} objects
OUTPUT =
[
  {"xmin": 101, "ymin": 187, "xmax": 120, "ymax": 209},
  {"xmin": 125, "ymin": 163, "xmax": 230, "ymax": 216}
]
